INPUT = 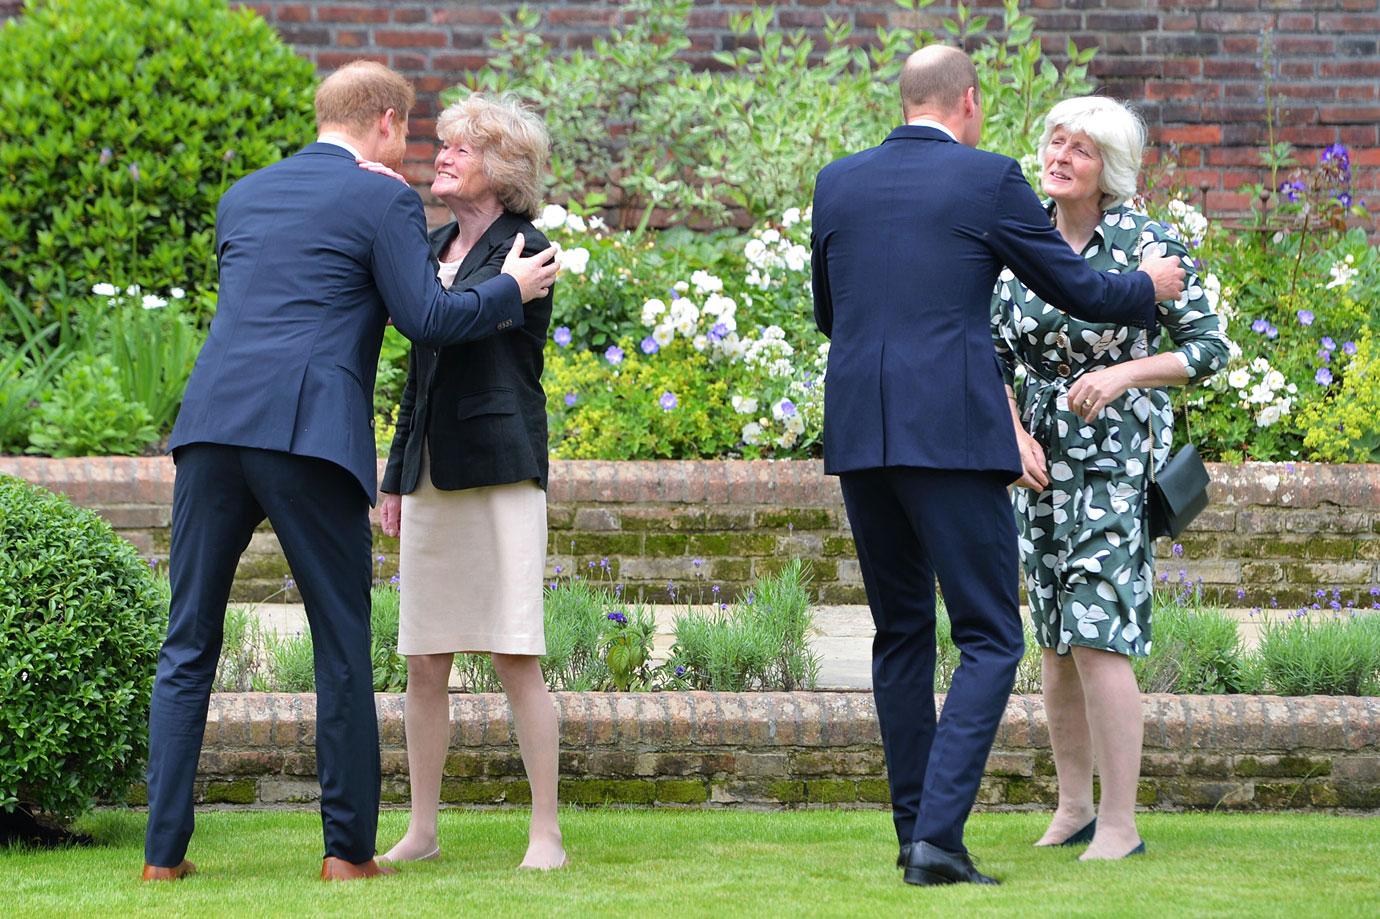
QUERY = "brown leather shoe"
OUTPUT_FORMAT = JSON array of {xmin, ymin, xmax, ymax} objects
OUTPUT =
[
  {"xmin": 141, "ymin": 860, "xmax": 196, "ymax": 881},
  {"xmin": 320, "ymin": 856, "xmax": 396, "ymax": 881}
]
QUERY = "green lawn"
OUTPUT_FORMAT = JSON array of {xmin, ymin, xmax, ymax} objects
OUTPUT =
[{"xmin": 4, "ymin": 809, "xmax": 1377, "ymax": 917}]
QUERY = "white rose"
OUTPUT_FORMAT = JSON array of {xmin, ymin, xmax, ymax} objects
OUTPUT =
[
  {"xmin": 1257, "ymin": 405, "xmax": 1282, "ymax": 428},
  {"xmin": 170, "ymin": 287, "xmax": 186, "ymax": 299},
  {"xmin": 743, "ymin": 239, "xmax": 768, "ymax": 265},
  {"xmin": 641, "ymin": 298, "xmax": 667, "ymax": 326},
  {"xmin": 141, "ymin": 295, "xmax": 167, "ymax": 310},
  {"xmin": 652, "ymin": 323, "xmax": 675, "ymax": 347},
  {"xmin": 1265, "ymin": 370, "xmax": 1285, "ymax": 390},
  {"xmin": 742, "ymin": 421, "xmax": 763, "ymax": 445},
  {"xmin": 588, "ymin": 215, "xmax": 607, "ymax": 231},
  {"xmin": 691, "ymin": 270, "xmax": 723, "ymax": 294},
  {"xmin": 557, "ymin": 246, "xmax": 590, "ymax": 275},
  {"xmin": 1227, "ymin": 368, "xmax": 1251, "ymax": 389},
  {"xmin": 760, "ymin": 228, "xmax": 781, "ymax": 244},
  {"xmin": 673, "ymin": 280, "xmax": 689, "ymax": 293},
  {"xmin": 783, "ymin": 244, "xmax": 809, "ymax": 272},
  {"xmin": 732, "ymin": 395, "xmax": 758, "ymax": 415},
  {"xmin": 536, "ymin": 204, "xmax": 568, "ymax": 231},
  {"xmin": 781, "ymin": 207, "xmax": 801, "ymax": 227},
  {"xmin": 91, "ymin": 282, "xmax": 118, "ymax": 296},
  {"xmin": 564, "ymin": 213, "xmax": 587, "ymax": 233}
]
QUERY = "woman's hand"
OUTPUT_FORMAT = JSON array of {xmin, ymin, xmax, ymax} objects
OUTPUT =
[
  {"xmin": 1014, "ymin": 429, "xmax": 1050, "ymax": 492},
  {"xmin": 380, "ymin": 492, "xmax": 402, "ymax": 538},
  {"xmin": 356, "ymin": 158, "xmax": 410, "ymax": 186},
  {"xmin": 1066, "ymin": 364, "xmax": 1133, "ymax": 423}
]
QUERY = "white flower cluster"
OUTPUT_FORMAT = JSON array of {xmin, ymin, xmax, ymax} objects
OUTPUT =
[
  {"xmin": 733, "ymin": 341, "xmax": 827, "ymax": 451},
  {"xmin": 91, "ymin": 282, "xmax": 185, "ymax": 310},
  {"xmin": 533, "ymin": 203, "xmax": 605, "ymax": 235},
  {"xmin": 1325, "ymin": 254, "xmax": 1358, "ymax": 290},
  {"xmin": 1215, "ymin": 357, "xmax": 1298, "ymax": 428},
  {"xmin": 640, "ymin": 287, "xmax": 740, "ymax": 356},
  {"xmin": 1165, "ymin": 198, "xmax": 1209, "ymax": 249},
  {"xmin": 743, "ymin": 208, "xmax": 811, "ymax": 290}
]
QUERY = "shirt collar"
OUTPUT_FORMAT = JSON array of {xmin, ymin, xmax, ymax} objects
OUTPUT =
[
  {"xmin": 904, "ymin": 118, "xmax": 957, "ymax": 142},
  {"xmin": 317, "ymin": 133, "xmax": 364, "ymax": 161}
]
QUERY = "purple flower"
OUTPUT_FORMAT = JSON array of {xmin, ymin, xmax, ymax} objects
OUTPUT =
[
  {"xmin": 1172, "ymin": 542, "xmax": 1184, "ymax": 558},
  {"xmin": 640, "ymin": 335, "xmax": 659, "ymax": 355},
  {"xmin": 1278, "ymin": 179, "xmax": 1305, "ymax": 202},
  {"xmin": 659, "ymin": 390, "xmax": 678, "ymax": 411},
  {"xmin": 778, "ymin": 399, "xmax": 797, "ymax": 418},
  {"xmin": 1316, "ymin": 367, "xmax": 1334, "ymax": 386},
  {"xmin": 1296, "ymin": 309, "xmax": 1314, "ymax": 326},
  {"xmin": 1236, "ymin": 588, "xmax": 1247, "ymax": 600},
  {"xmin": 600, "ymin": 557, "xmax": 610, "ymax": 569},
  {"xmin": 99, "ymin": 147, "xmax": 113, "ymax": 166},
  {"xmin": 1316, "ymin": 589, "xmax": 1327, "ymax": 599},
  {"xmin": 390, "ymin": 574, "xmax": 400, "ymax": 585},
  {"xmin": 675, "ymin": 665, "xmax": 687, "ymax": 677},
  {"xmin": 607, "ymin": 610, "xmax": 628, "ymax": 625},
  {"xmin": 553, "ymin": 326, "xmax": 572, "ymax": 347},
  {"xmin": 554, "ymin": 565, "xmax": 563, "ymax": 575},
  {"xmin": 564, "ymin": 391, "xmax": 578, "ymax": 407},
  {"xmin": 1370, "ymin": 586, "xmax": 1379, "ymax": 597},
  {"xmin": 1336, "ymin": 192, "xmax": 1353, "ymax": 208},
  {"xmin": 129, "ymin": 162, "xmax": 141, "ymax": 182},
  {"xmin": 605, "ymin": 345, "xmax": 624, "ymax": 365},
  {"xmin": 1318, "ymin": 349, "xmax": 1331, "ymax": 365},
  {"xmin": 222, "ymin": 149, "xmax": 237, "ymax": 163},
  {"xmin": 1322, "ymin": 143, "xmax": 1350, "ymax": 172},
  {"xmin": 1251, "ymin": 319, "xmax": 1269, "ymax": 334},
  {"xmin": 549, "ymin": 580, "xmax": 558, "ymax": 590},
  {"xmin": 708, "ymin": 322, "xmax": 728, "ymax": 342},
  {"xmin": 1343, "ymin": 341, "xmax": 1358, "ymax": 356},
  {"xmin": 1266, "ymin": 324, "xmax": 1278, "ymax": 340},
  {"xmin": 693, "ymin": 557, "xmax": 703, "ymax": 568},
  {"xmin": 1322, "ymin": 337, "xmax": 1337, "ymax": 351}
]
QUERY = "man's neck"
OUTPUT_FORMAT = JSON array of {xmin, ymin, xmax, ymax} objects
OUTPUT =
[
  {"xmin": 904, "ymin": 115, "xmax": 959, "ymax": 142},
  {"xmin": 317, "ymin": 130, "xmax": 367, "ymax": 161}
]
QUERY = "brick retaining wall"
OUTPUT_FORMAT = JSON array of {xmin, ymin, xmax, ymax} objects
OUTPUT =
[
  {"xmin": 2, "ymin": 457, "xmax": 1379, "ymax": 607},
  {"xmin": 129, "ymin": 691, "xmax": 1380, "ymax": 812}
]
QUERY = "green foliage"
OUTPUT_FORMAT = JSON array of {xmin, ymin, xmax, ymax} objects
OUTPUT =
[
  {"xmin": 0, "ymin": 0, "xmax": 316, "ymax": 328},
  {"xmin": 464, "ymin": 0, "xmax": 1094, "ymax": 229},
  {"xmin": 1134, "ymin": 601, "xmax": 1250, "ymax": 694},
  {"xmin": 26, "ymin": 353, "xmax": 159, "ymax": 457},
  {"xmin": 91, "ymin": 291, "xmax": 205, "ymax": 432},
  {"xmin": 213, "ymin": 606, "xmax": 270, "ymax": 693},
  {"xmin": 369, "ymin": 585, "xmax": 408, "ymax": 694},
  {"xmin": 0, "ymin": 475, "xmax": 166, "ymax": 819},
  {"xmin": 1297, "ymin": 329, "xmax": 1380, "ymax": 462},
  {"xmin": 264, "ymin": 631, "xmax": 315, "ymax": 694},
  {"xmin": 1256, "ymin": 612, "xmax": 1380, "ymax": 697},
  {"xmin": 667, "ymin": 560, "xmax": 820, "ymax": 692},
  {"xmin": 933, "ymin": 598, "xmax": 1039, "ymax": 694}
]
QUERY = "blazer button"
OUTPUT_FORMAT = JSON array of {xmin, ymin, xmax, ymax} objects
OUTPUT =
[
  {"xmin": 1055, "ymin": 332, "xmax": 1068, "ymax": 347},
  {"xmin": 497, "ymin": 319, "xmax": 512, "ymax": 330},
  {"xmin": 1057, "ymin": 363, "xmax": 1072, "ymax": 377}
]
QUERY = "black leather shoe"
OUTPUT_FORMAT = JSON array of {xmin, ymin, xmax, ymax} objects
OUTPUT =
[
  {"xmin": 897, "ymin": 843, "xmax": 911, "ymax": 868},
  {"xmin": 903, "ymin": 841, "xmax": 999, "ymax": 886}
]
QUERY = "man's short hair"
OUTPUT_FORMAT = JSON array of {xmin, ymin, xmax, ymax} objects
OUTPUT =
[
  {"xmin": 314, "ymin": 61, "xmax": 416, "ymax": 131},
  {"xmin": 899, "ymin": 45, "xmax": 979, "ymax": 115}
]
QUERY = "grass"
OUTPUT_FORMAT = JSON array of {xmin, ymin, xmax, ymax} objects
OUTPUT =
[{"xmin": 4, "ymin": 810, "xmax": 1378, "ymax": 917}]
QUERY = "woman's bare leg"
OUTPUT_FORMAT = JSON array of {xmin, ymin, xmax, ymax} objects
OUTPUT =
[
  {"xmin": 381, "ymin": 652, "xmax": 453, "ymax": 861},
  {"xmin": 491, "ymin": 652, "xmax": 565, "ymax": 869}
]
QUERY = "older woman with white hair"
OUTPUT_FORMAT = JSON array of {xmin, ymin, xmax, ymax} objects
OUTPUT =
[
  {"xmin": 377, "ymin": 93, "xmax": 564, "ymax": 870},
  {"xmin": 990, "ymin": 96, "xmax": 1231, "ymax": 860}
]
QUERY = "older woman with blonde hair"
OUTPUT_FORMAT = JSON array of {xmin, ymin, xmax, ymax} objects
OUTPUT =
[
  {"xmin": 377, "ymin": 93, "xmax": 564, "ymax": 869},
  {"xmin": 991, "ymin": 96, "xmax": 1231, "ymax": 860}
]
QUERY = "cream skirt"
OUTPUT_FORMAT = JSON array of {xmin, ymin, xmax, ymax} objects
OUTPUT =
[{"xmin": 397, "ymin": 453, "xmax": 548, "ymax": 656}]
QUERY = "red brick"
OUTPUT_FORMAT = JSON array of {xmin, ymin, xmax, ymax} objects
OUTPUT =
[
  {"xmin": 375, "ymin": 28, "xmax": 447, "ymax": 48},
  {"xmin": 316, "ymin": 4, "xmax": 389, "ymax": 24},
  {"xmin": 432, "ymin": 7, "xmax": 503, "ymax": 26},
  {"xmin": 1162, "ymin": 125, "xmax": 1223, "ymax": 145},
  {"xmin": 1321, "ymin": 105, "xmax": 1380, "ymax": 124},
  {"xmin": 391, "ymin": 6, "xmax": 426, "ymax": 24}
]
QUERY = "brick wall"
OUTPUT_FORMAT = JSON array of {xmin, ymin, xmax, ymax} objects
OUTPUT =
[
  {"xmin": 124, "ymin": 691, "xmax": 1380, "ymax": 811},
  {"xmin": 238, "ymin": 0, "xmax": 1380, "ymax": 223},
  {"xmin": 5, "ymin": 1, "xmax": 1371, "ymax": 224},
  {"xmin": 5, "ymin": 457, "xmax": 1380, "ymax": 608}
]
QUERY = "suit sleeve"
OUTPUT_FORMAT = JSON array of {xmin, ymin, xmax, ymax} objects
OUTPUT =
[
  {"xmin": 369, "ymin": 190, "xmax": 524, "ymax": 347},
  {"xmin": 379, "ymin": 346, "xmax": 418, "ymax": 494},
  {"xmin": 811, "ymin": 229, "xmax": 833, "ymax": 339},
  {"xmin": 986, "ymin": 161, "xmax": 1157, "ymax": 331}
]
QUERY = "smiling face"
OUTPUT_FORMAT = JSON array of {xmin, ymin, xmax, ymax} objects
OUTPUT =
[
  {"xmin": 430, "ymin": 136, "xmax": 493, "ymax": 205},
  {"xmin": 1041, "ymin": 126, "xmax": 1104, "ymax": 207}
]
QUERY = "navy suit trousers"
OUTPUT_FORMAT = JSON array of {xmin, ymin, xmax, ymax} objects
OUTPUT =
[
  {"xmin": 839, "ymin": 467, "xmax": 1024, "ymax": 854},
  {"xmin": 144, "ymin": 445, "xmax": 377, "ymax": 866}
]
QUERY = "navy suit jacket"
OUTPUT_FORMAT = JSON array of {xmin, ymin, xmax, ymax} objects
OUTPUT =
[
  {"xmin": 811, "ymin": 126, "xmax": 1158, "ymax": 478},
  {"xmin": 169, "ymin": 143, "xmax": 524, "ymax": 502}
]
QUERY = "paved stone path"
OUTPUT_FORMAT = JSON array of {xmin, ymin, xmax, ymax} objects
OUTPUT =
[{"xmin": 245, "ymin": 602, "xmax": 1296, "ymax": 691}]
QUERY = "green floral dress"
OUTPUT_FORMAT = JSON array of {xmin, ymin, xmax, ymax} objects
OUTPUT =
[{"xmin": 990, "ymin": 204, "xmax": 1232, "ymax": 658}]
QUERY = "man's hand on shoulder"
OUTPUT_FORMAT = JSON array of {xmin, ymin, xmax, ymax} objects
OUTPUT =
[
  {"xmin": 501, "ymin": 233, "xmax": 558, "ymax": 303},
  {"xmin": 1137, "ymin": 252, "xmax": 1186, "ymax": 303}
]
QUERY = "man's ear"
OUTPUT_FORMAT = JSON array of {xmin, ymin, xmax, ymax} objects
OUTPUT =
[
  {"xmin": 963, "ymin": 86, "xmax": 979, "ymax": 119},
  {"xmin": 378, "ymin": 107, "xmax": 398, "ymax": 139}
]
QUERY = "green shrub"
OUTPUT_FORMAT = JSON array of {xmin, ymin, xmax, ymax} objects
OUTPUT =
[
  {"xmin": 212, "ymin": 606, "xmax": 269, "ymax": 693},
  {"xmin": 26, "ymin": 354, "xmax": 159, "ymax": 457},
  {"xmin": 667, "ymin": 560, "xmax": 820, "ymax": 692},
  {"xmin": 264, "ymin": 631, "xmax": 315, "ymax": 694},
  {"xmin": 464, "ymin": 0, "xmax": 1093, "ymax": 229},
  {"xmin": 1256, "ymin": 612, "xmax": 1380, "ymax": 696},
  {"xmin": 369, "ymin": 585, "xmax": 408, "ymax": 694},
  {"xmin": 1134, "ymin": 602, "xmax": 1248, "ymax": 694},
  {"xmin": 0, "ymin": 475, "xmax": 166, "ymax": 819},
  {"xmin": 0, "ymin": 0, "xmax": 316, "ymax": 327}
]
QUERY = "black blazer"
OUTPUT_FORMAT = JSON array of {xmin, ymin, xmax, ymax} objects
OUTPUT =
[{"xmin": 381, "ymin": 211, "xmax": 552, "ymax": 494}]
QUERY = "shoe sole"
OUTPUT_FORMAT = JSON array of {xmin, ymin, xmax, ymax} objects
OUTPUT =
[{"xmin": 903, "ymin": 867, "xmax": 957, "ymax": 886}]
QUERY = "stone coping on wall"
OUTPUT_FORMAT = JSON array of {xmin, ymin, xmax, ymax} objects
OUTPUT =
[
  {"xmin": 136, "ymin": 691, "xmax": 1380, "ymax": 813},
  {"xmin": 4, "ymin": 457, "xmax": 1380, "ymax": 607}
]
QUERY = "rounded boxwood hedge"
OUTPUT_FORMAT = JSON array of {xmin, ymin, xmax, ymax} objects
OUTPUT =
[
  {"xmin": 0, "ymin": 474, "xmax": 166, "ymax": 820},
  {"xmin": 0, "ymin": 0, "xmax": 317, "ymax": 327}
]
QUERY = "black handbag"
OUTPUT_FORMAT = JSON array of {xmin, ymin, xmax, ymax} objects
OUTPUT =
[{"xmin": 1146, "ymin": 389, "xmax": 1211, "ymax": 539}]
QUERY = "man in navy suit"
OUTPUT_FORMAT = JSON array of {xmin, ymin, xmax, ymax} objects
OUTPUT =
[
  {"xmin": 141, "ymin": 62, "xmax": 558, "ymax": 882},
  {"xmin": 811, "ymin": 46, "xmax": 1185, "ymax": 886}
]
